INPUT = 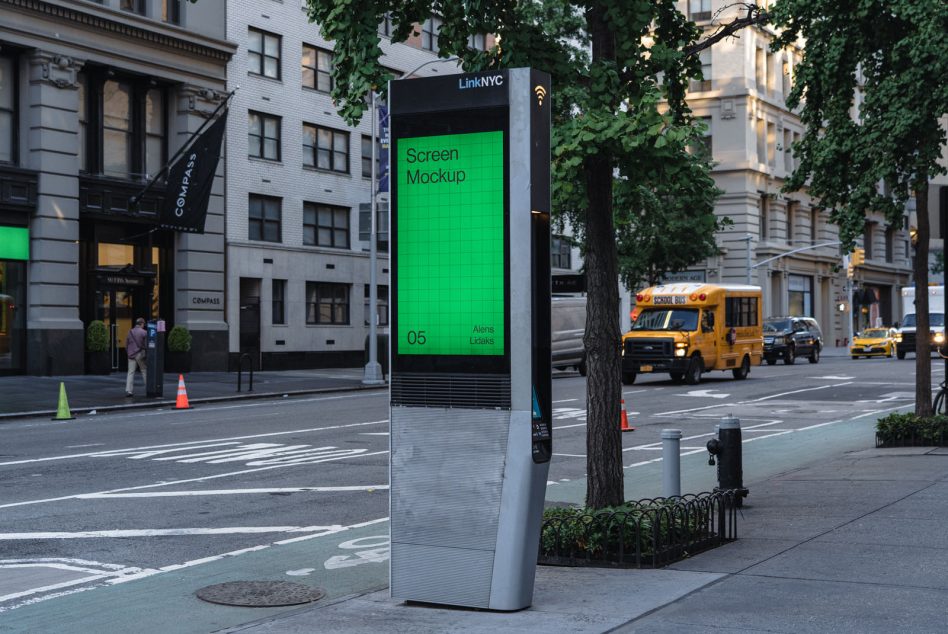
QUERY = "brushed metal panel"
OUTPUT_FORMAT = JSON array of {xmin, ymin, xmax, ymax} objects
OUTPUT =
[{"xmin": 391, "ymin": 542, "xmax": 494, "ymax": 608}]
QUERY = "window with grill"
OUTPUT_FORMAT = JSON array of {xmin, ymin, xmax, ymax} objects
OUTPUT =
[
  {"xmin": 361, "ymin": 135, "xmax": 380, "ymax": 178},
  {"xmin": 689, "ymin": 0, "xmax": 711, "ymax": 20},
  {"xmin": 249, "ymin": 195, "xmax": 282, "ymax": 243},
  {"xmin": 421, "ymin": 16, "xmax": 442, "ymax": 52},
  {"xmin": 364, "ymin": 284, "xmax": 389, "ymax": 326},
  {"xmin": 121, "ymin": 0, "xmax": 145, "ymax": 15},
  {"xmin": 551, "ymin": 236, "xmax": 572, "ymax": 269},
  {"xmin": 304, "ymin": 202, "xmax": 350, "ymax": 248},
  {"xmin": 249, "ymin": 111, "xmax": 281, "ymax": 161},
  {"xmin": 302, "ymin": 45, "xmax": 333, "ymax": 92},
  {"xmin": 0, "ymin": 55, "xmax": 16, "ymax": 164},
  {"xmin": 162, "ymin": 0, "xmax": 181, "ymax": 23},
  {"xmin": 249, "ymin": 28, "xmax": 281, "ymax": 79},
  {"xmin": 725, "ymin": 297, "xmax": 759, "ymax": 327},
  {"xmin": 306, "ymin": 282, "xmax": 349, "ymax": 325},
  {"xmin": 303, "ymin": 124, "xmax": 349, "ymax": 173},
  {"xmin": 272, "ymin": 279, "xmax": 286, "ymax": 325}
]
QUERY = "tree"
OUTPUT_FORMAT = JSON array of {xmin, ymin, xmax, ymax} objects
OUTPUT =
[
  {"xmin": 771, "ymin": 0, "xmax": 948, "ymax": 416},
  {"xmin": 306, "ymin": 0, "xmax": 766, "ymax": 508}
]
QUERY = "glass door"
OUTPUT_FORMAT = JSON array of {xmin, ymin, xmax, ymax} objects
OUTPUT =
[
  {"xmin": 97, "ymin": 288, "xmax": 135, "ymax": 370},
  {"xmin": 0, "ymin": 261, "xmax": 26, "ymax": 373}
]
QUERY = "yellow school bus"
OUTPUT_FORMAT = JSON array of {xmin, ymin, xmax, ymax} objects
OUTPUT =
[{"xmin": 622, "ymin": 283, "xmax": 763, "ymax": 385}]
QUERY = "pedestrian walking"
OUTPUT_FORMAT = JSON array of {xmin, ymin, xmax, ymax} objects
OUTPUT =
[{"xmin": 125, "ymin": 318, "xmax": 147, "ymax": 397}]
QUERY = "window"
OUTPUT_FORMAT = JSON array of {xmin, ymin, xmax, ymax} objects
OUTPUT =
[
  {"xmin": 690, "ymin": 50, "xmax": 712, "ymax": 92},
  {"xmin": 783, "ymin": 129, "xmax": 792, "ymax": 172},
  {"xmin": 810, "ymin": 208, "xmax": 818, "ymax": 243},
  {"xmin": 0, "ymin": 55, "xmax": 15, "ymax": 164},
  {"xmin": 863, "ymin": 223, "xmax": 874, "ymax": 260},
  {"xmin": 767, "ymin": 122, "xmax": 776, "ymax": 167},
  {"xmin": 379, "ymin": 13, "xmax": 393, "ymax": 37},
  {"xmin": 759, "ymin": 194, "xmax": 769, "ymax": 239},
  {"xmin": 162, "ymin": 0, "xmax": 181, "ymax": 24},
  {"xmin": 364, "ymin": 284, "xmax": 389, "ymax": 326},
  {"xmin": 551, "ymin": 236, "xmax": 572, "ymax": 269},
  {"xmin": 306, "ymin": 282, "xmax": 349, "ymax": 324},
  {"xmin": 303, "ymin": 124, "xmax": 349, "ymax": 173},
  {"xmin": 785, "ymin": 201, "xmax": 796, "ymax": 244},
  {"xmin": 468, "ymin": 33, "xmax": 487, "ymax": 51},
  {"xmin": 77, "ymin": 71, "xmax": 167, "ymax": 180},
  {"xmin": 885, "ymin": 226, "xmax": 895, "ymax": 263},
  {"xmin": 767, "ymin": 53, "xmax": 777, "ymax": 95},
  {"xmin": 725, "ymin": 297, "xmax": 759, "ymax": 327},
  {"xmin": 249, "ymin": 28, "xmax": 281, "ymax": 79},
  {"xmin": 249, "ymin": 111, "xmax": 281, "ymax": 161},
  {"xmin": 788, "ymin": 275, "xmax": 813, "ymax": 317},
  {"xmin": 755, "ymin": 48, "xmax": 765, "ymax": 91},
  {"xmin": 782, "ymin": 58, "xmax": 791, "ymax": 98},
  {"xmin": 121, "ymin": 0, "xmax": 144, "ymax": 14},
  {"xmin": 272, "ymin": 279, "xmax": 286, "ymax": 325},
  {"xmin": 690, "ymin": 116, "xmax": 712, "ymax": 159},
  {"xmin": 302, "ymin": 45, "xmax": 332, "ymax": 92},
  {"xmin": 756, "ymin": 118, "xmax": 766, "ymax": 164},
  {"xmin": 940, "ymin": 186, "xmax": 948, "ymax": 239},
  {"xmin": 421, "ymin": 16, "xmax": 442, "ymax": 52},
  {"xmin": 249, "ymin": 195, "xmax": 282, "ymax": 242},
  {"xmin": 304, "ymin": 202, "xmax": 350, "ymax": 248},
  {"xmin": 361, "ymin": 135, "xmax": 380, "ymax": 178},
  {"xmin": 689, "ymin": 0, "xmax": 711, "ymax": 20}
]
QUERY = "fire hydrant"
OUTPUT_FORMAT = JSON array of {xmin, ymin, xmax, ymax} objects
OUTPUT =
[{"xmin": 706, "ymin": 414, "xmax": 749, "ymax": 507}]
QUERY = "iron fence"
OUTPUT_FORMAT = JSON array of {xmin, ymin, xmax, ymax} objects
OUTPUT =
[{"xmin": 538, "ymin": 491, "xmax": 739, "ymax": 569}]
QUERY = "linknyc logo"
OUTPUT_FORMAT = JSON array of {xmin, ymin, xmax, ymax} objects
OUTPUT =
[{"xmin": 458, "ymin": 74, "xmax": 504, "ymax": 90}]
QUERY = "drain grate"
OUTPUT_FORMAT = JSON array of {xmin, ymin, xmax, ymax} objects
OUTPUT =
[{"xmin": 195, "ymin": 581, "xmax": 325, "ymax": 607}]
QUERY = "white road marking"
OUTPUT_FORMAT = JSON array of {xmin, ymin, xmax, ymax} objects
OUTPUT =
[
  {"xmin": 0, "ymin": 450, "xmax": 390, "ymax": 511},
  {"xmin": 622, "ymin": 389, "xmax": 649, "ymax": 396},
  {"xmin": 655, "ymin": 382, "xmax": 853, "ymax": 416},
  {"xmin": 0, "ymin": 418, "xmax": 389, "ymax": 466},
  {"xmin": 286, "ymin": 568, "xmax": 315, "ymax": 576},
  {"xmin": 0, "ymin": 526, "xmax": 350, "ymax": 540},
  {"xmin": 553, "ymin": 422, "xmax": 587, "ymax": 430},
  {"xmin": 360, "ymin": 432, "xmax": 390, "ymax": 436},
  {"xmin": 324, "ymin": 535, "xmax": 390, "ymax": 570},
  {"xmin": 685, "ymin": 390, "xmax": 729, "ymax": 399},
  {"xmin": 64, "ymin": 444, "xmax": 104, "ymax": 449},
  {"xmin": 552, "ymin": 398, "xmax": 578, "ymax": 403},
  {"xmin": 0, "ymin": 575, "xmax": 108, "ymax": 604},
  {"xmin": 76, "ymin": 485, "xmax": 388, "ymax": 499},
  {"xmin": 552, "ymin": 453, "xmax": 587, "ymax": 458},
  {"xmin": 813, "ymin": 375, "xmax": 855, "ymax": 380}
]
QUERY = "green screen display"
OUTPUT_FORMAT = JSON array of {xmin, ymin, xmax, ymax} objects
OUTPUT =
[
  {"xmin": 0, "ymin": 226, "xmax": 29, "ymax": 261},
  {"xmin": 396, "ymin": 130, "xmax": 505, "ymax": 356}
]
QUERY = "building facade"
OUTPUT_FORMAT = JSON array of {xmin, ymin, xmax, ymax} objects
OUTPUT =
[
  {"xmin": 676, "ymin": 0, "xmax": 913, "ymax": 343},
  {"xmin": 0, "ymin": 0, "xmax": 234, "ymax": 375},
  {"xmin": 224, "ymin": 3, "xmax": 465, "ymax": 369}
]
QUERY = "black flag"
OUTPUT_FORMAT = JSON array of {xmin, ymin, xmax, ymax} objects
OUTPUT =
[{"xmin": 160, "ymin": 110, "xmax": 228, "ymax": 233}]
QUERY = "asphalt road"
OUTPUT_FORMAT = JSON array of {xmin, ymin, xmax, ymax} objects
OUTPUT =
[{"xmin": 0, "ymin": 351, "xmax": 933, "ymax": 631}]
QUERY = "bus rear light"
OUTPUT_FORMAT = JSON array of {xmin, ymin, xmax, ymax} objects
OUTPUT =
[
  {"xmin": 699, "ymin": 293, "xmax": 707, "ymax": 301},
  {"xmin": 636, "ymin": 294, "xmax": 643, "ymax": 302}
]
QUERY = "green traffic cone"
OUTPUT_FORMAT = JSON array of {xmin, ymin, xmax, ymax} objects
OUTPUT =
[{"xmin": 52, "ymin": 382, "xmax": 75, "ymax": 421}]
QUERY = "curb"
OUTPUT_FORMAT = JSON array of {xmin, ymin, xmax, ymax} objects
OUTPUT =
[{"xmin": 0, "ymin": 383, "xmax": 389, "ymax": 422}]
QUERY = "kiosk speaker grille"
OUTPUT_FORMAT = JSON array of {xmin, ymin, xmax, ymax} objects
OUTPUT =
[{"xmin": 391, "ymin": 373, "xmax": 511, "ymax": 409}]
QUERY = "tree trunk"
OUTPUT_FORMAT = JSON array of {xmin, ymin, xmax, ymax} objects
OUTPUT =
[
  {"xmin": 583, "ymin": 5, "xmax": 624, "ymax": 509},
  {"xmin": 914, "ymin": 180, "xmax": 932, "ymax": 417}
]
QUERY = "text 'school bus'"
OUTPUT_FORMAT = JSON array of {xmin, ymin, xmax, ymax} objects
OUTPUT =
[{"xmin": 621, "ymin": 284, "xmax": 763, "ymax": 386}]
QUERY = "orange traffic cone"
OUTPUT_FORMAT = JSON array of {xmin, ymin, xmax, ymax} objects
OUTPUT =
[
  {"xmin": 175, "ymin": 374, "xmax": 191, "ymax": 410},
  {"xmin": 620, "ymin": 398, "xmax": 635, "ymax": 432}
]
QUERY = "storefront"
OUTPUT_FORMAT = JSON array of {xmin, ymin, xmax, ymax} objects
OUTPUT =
[{"xmin": 0, "ymin": 225, "xmax": 27, "ymax": 375}]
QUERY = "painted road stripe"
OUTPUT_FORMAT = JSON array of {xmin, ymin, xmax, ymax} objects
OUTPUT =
[
  {"xmin": 0, "ymin": 418, "xmax": 389, "ymax": 466},
  {"xmin": 0, "ymin": 450, "xmax": 390, "ymax": 511},
  {"xmin": 76, "ymin": 486, "xmax": 388, "ymax": 499},
  {"xmin": 655, "ymin": 382, "xmax": 853, "ymax": 416},
  {"xmin": 0, "ymin": 526, "xmax": 353, "ymax": 540}
]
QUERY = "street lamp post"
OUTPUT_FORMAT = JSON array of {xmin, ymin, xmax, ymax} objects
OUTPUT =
[{"xmin": 362, "ymin": 56, "xmax": 461, "ymax": 385}]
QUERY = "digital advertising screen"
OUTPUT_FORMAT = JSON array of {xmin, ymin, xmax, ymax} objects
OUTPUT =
[{"xmin": 395, "ymin": 129, "xmax": 506, "ymax": 359}]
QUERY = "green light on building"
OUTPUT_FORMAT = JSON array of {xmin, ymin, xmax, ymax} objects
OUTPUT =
[{"xmin": 0, "ymin": 226, "xmax": 29, "ymax": 261}]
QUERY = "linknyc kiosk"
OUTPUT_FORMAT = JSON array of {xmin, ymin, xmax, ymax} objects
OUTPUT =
[{"xmin": 389, "ymin": 68, "xmax": 552, "ymax": 610}]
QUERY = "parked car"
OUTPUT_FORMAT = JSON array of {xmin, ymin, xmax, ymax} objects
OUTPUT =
[
  {"xmin": 850, "ymin": 327, "xmax": 897, "ymax": 359},
  {"xmin": 552, "ymin": 295, "xmax": 587, "ymax": 375},
  {"xmin": 763, "ymin": 316, "xmax": 823, "ymax": 365}
]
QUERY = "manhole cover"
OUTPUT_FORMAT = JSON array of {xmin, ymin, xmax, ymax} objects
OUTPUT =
[{"xmin": 195, "ymin": 581, "xmax": 325, "ymax": 607}]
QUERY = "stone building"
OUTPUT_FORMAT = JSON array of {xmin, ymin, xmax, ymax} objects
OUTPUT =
[{"xmin": 0, "ymin": 0, "xmax": 234, "ymax": 375}]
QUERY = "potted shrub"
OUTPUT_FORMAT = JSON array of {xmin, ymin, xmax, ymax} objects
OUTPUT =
[
  {"xmin": 165, "ymin": 325, "xmax": 192, "ymax": 373},
  {"xmin": 85, "ymin": 320, "xmax": 111, "ymax": 375}
]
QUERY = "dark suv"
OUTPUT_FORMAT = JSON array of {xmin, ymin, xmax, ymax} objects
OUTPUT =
[{"xmin": 763, "ymin": 317, "xmax": 823, "ymax": 365}]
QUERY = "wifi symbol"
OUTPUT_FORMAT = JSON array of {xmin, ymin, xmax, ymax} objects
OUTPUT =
[{"xmin": 534, "ymin": 85, "xmax": 547, "ymax": 106}]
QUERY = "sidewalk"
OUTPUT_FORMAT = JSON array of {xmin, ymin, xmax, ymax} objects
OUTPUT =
[
  {"xmin": 0, "ymin": 368, "xmax": 382, "ymax": 419},
  {"xmin": 228, "ymin": 446, "xmax": 948, "ymax": 634}
]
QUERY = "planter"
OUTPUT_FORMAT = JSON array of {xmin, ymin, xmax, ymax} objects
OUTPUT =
[
  {"xmin": 85, "ymin": 351, "xmax": 112, "ymax": 375},
  {"xmin": 165, "ymin": 351, "xmax": 192, "ymax": 374}
]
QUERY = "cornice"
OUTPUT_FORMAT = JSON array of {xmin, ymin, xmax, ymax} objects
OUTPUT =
[{"xmin": 0, "ymin": 0, "xmax": 236, "ymax": 62}]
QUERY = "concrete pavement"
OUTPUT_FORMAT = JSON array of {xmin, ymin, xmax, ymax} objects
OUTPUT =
[{"xmin": 228, "ymin": 445, "xmax": 948, "ymax": 634}]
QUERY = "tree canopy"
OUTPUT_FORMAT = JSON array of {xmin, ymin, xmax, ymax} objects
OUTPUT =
[{"xmin": 771, "ymin": 0, "xmax": 948, "ymax": 414}]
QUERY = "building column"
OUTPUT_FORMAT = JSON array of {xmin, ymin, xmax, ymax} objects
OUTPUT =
[
  {"xmin": 25, "ymin": 51, "xmax": 85, "ymax": 375},
  {"xmin": 173, "ymin": 85, "xmax": 228, "ymax": 370}
]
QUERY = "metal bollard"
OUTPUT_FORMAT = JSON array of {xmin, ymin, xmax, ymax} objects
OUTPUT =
[
  {"xmin": 706, "ymin": 414, "xmax": 749, "ymax": 506},
  {"xmin": 661, "ymin": 429, "xmax": 682, "ymax": 498}
]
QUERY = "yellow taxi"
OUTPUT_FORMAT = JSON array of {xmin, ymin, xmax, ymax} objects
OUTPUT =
[{"xmin": 850, "ymin": 327, "xmax": 896, "ymax": 359}]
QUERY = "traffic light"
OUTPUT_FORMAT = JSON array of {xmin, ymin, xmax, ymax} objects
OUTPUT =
[
  {"xmin": 847, "ymin": 262, "xmax": 855, "ymax": 278},
  {"xmin": 852, "ymin": 248, "xmax": 865, "ymax": 266}
]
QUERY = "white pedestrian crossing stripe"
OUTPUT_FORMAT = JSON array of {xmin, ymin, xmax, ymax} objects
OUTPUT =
[{"xmin": 90, "ymin": 442, "xmax": 368, "ymax": 466}]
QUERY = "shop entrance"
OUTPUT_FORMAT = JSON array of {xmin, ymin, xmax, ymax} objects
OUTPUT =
[
  {"xmin": 95, "ymin": 283, "xmax": 150, "ymax": 370},
  {"xmin": 0, "ymin": 260, "xmax": 26, "ymax": 374}
]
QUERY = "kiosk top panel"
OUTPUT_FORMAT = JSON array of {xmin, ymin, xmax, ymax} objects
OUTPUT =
[{"xmin": 390, "ymin": 70, "xmax": 510, "ymax": 115}]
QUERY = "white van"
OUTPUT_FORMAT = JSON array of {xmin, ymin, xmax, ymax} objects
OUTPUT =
[{"xmin": 552, "ymin": 295, "xmax": 586, "ymax": 375}]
